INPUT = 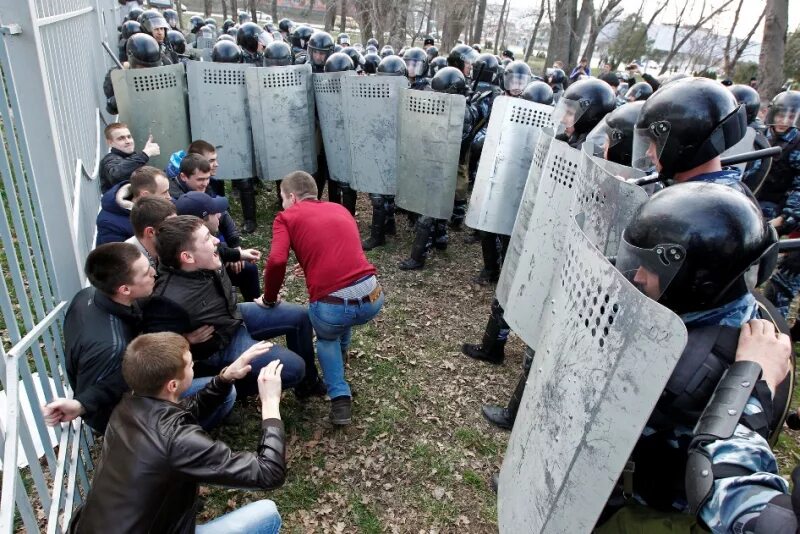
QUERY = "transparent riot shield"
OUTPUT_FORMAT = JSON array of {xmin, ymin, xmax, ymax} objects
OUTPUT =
[
  {"xmin": 111, "ymin": 63, "xmax": 190, "ymax": 170},
  {"xmin": 186, "ymin": 61, "xmax": 255, "ymax": 180},
  {"xmin": 496, "ymin": 128, "xmax": 554, "ymax": 308},
  {"xmin": 342, "ymin": 75, "xmax": 407, "ymax": 195},
  {"xmin": 313, "ymin": 71, "xmax": 356, "ymax": 184},
  {"xmin": 395, "ymin": 89, "xmax": 467, "ymax": 219},
  {"xmin": 498, "ymin": 216, "xmax": 687, "ymax": 533},
  {"xmin": 466, "ymin": 97, "xmax": 553, "ymax": 235},
  {"xmin": 246, "ymin": 64, "xmax": 317, "ymax": 181}
]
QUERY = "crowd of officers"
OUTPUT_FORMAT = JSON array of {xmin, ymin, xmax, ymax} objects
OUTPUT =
[{"xmin": 53, "ymin": 2, "xmax": 800, "ymax": 532}]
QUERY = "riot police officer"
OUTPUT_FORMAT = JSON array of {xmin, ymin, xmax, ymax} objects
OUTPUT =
[
  {"xmin": 211, "ymin": 39, "xmax": 242, "ymax": 63},
  {"xmin": 125, "ymin": 32, "xmax": 163, "ymax": 69},
  {"xmin": 222, "ymin": 18, "xmax": 236, "ymax": 34},
  {"xmin": 729, "ymin": 84, "xmax": 771, "ymax": 194},
  {"xmin": 162, "ymin": 8, "xmax": 179, "ymax": 31},
  {"xmin": 341, "ymin": 46, "xmax": 364, "ymax": 72},
  {"xmin": 166, "ymin": 30, "xmax": 188, "ymax": 64},
  {"xmin": 337, "ymin": 33, "xmax": 350, "ymax": 46},
  {"xmin": 290, "ymin": 25, "xmax": 314, "ymax": 65},
  {"xmin": 237, "ymin": 22, "xmax": 270, "ymax": 65},
  {"xmin": 138, "ymin": 9, "xmax": 175, "ymax": 64},
  {"xmin": 380, "ymin": 45, "xmax": 395, "ymax": 58},
  {"xmin": 425, "ymin": 45, "xmax": 439, "ymax": 64},
  {"xmin": 547, "ymin": 67, "xmax": 566, "ymax": 102},
  {"xmin": 520, "ymin": 80, "xmax": 554, "ymax": 105},
  {"xmin": 237, "ymin": 11, "xmax": 252, "ymax": 25},
  {"xmin": 263, "ymin": 41, "xmax": 292, "ymax": 67},
  {"xmin": 403, "ymin": 47, "xmax": 430, "ymax": 90},
  {"xmin": 584, "ymin": 101, "xmax": 644, "ymax": 166},
  {"xmin": 278, "ymin": 18, "xmax": 294, "ymax": 42},
  {"xmin": 307, "ymin": 31, "xmax": 335, "ymax": 73},
  {"xmin": 362, "ymin": 52, "xmax": 381, "ymax": 74},
  {"xmin": 447, "ymin": 44, "xmax": 479, "ymax": 80},
  {"xmin": 625, "ymin": 81, "xmax": 653, "ymax": 102},
  {"xmin": 118, "ymin": 20, "xmax": 141, "ymax": 62},
  {"xmin": 553, "ymin": 78, "xmax": 617, "ymax": 149},
  {"xmin": 428, "ymin": 56, "xmax": 448, "ymax": 78}
]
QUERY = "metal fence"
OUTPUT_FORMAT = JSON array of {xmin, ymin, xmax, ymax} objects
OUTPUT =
[{"xmin": 0, "ymin": 0, "xmax": 119, "ymax": 531}]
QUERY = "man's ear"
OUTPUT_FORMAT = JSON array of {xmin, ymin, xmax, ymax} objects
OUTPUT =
[
  {"xmin": 144, "ymin": 226, "xmax": 156, "ymax": 239},
  {"xmin": 117, "ymin": 283, "xmax": 132, "ymax": 297},
  {"xmin": 165, "ymin": 378, "xmax": 179, "ymax": 395},
  {"xmin": 180, "ymin": 249, "xmax": 194, "ymax": 265}
]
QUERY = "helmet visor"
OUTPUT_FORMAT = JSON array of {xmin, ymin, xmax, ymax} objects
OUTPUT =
[
  {"xmin": 258, "ymin": 30, "xmax": 272, "ymax": 48},
  {"xmin": 148, "ymin": 15, "xmax": 170, "ymax": 31},
  {"xmin": 504, "ymin": 71, "xmax": 532, "ymax": 95},
  {"xmin": 616, "ymin": 235, "xmax": 686, "ymax": 301},
  {"xmin": 405, "ymin": 58, "xmax": 426, "ymax": 78},
  {"xmin": 631, "ymin": 120, "xmax": 671, "ymax": 172},
  {"xmin": 309, "ymin": 48, "xmax": 331, "ymax": 66},
  {"xmin": 765, "ymin": 105, "xmax": 800, "ymax": 130},
  {"xmin": 585, "ymin": 119, "xmax": 622, "ymax": 159},
  {"xmin": 551, "ymin": 98, "xmax": 588, "ymax": 136}
]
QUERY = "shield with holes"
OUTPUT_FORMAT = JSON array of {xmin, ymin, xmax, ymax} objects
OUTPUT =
[
  {"xmin": 313, "ymin": 71, "xmax": 356, "ymax": 184},
  {"xmin": 571, "ymin": 148, "xmax": 648, "ymax": 256},
  {"xmin": 395, "ymin": 90, "xmax": 467, "ymax": 219},
  {"xmin": 496, "ymin": 128, "xmax": 554, "ymax": 308},
  {"xmin": 342, "ymin": 75, "xmax": 408, "ymax": 195},
  {"xmin": 187, "ymin": 62, "xmax": 255, "ymax": 180},
  {"xmin": 466, "ymin": 97, "xmax": 553, "ymax": 235},
  {"xmin": 502, "ymin": 137, "xmax": 582, "ymax": 350},
  {"xmin": 498, "ymin": 216, "xmax": 687, "ymax": 534},
  {"xmin": 112, "ymin": 63, "xmax": 190, "ymax": 170},
  {"xmin": 246, "ymin": 64, "xmax": 317, "ymax": 180}
]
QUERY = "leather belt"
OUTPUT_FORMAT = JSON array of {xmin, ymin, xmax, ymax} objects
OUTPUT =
[{"xmin": 319, "ymin": 285, "xmax": 382, "ymax": 305}]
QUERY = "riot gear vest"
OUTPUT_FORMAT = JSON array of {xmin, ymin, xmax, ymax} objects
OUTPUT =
[{"xmin": 756, "ymin": 128, "xmax": 800, "ymax": 206}]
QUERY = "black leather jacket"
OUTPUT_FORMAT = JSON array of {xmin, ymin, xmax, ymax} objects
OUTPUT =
[{"xmin": 69, "ymin": 377, "xmax": 286, "ymax": 534}]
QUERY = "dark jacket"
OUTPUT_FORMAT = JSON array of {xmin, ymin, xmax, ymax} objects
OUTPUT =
[
  {"xmin": 68, "ymin": 379, "xmax": 286, "ymax": 534},
  {"xmin": 100, "ymin": 147, "xmax": 150, "ymax": 193},
  {"xmin": 95, "ymin": 181, "xmax": 134, "ymax": 246},
  {"xmin": 65, "ymin": 287, "xmax": 140, "ymax": 433},
  {"xmin": 142, "ymin": 265, "xmax": 241, "ymax": 360},
  {"xmin": 168, "ymin": 176, "xmax": 241, "ymax": 248}
]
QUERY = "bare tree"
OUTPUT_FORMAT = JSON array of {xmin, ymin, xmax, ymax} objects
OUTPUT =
[
  {"xmin": 499, "ymin": 3, "xmax": 511, "ymax": 50},
  {"xmin": 203, "ymin": 0, "xmax": 212, "ymax": 17},
  {"xmin": 411, "ymin": 0, "xmax": 430, "ymax": 45},
  {"xmin": 426, "ymin": 0, "xmax": 436, "ymax": 35},
  {"xmin": 722, "ymin": 0, "xmax": 767, "ymax": 77},
  {"xmin": 571, "ymin": 0, "xmax": 594, "ymax": 63},
  {"xmin": 340, "ymin": 0, "xmax": 348, "ymax": 33},
  {"xmin": 176, "ymin": 0, "xmax": 184, "ymax": 29},
  {"xmin": 545, "ymin": 0, "xmax": 578, "ymax": 70},
  {"xmin": 524, "ymin": 0, "xmax": 547, "ymax": 62},
  {"xmin": 757, "ymin": 0, "xmax": 788, "ymax": 99},
  {"xmin": 441, "ymin": 0, "xmax": 472, "ymax": 51},
  {"xmin": 388, "ymin": 0, "xmax": 411, "ymax": 48},
  {"xmin": 231, "ymin": 0, "xmax": 238, "ymax": 16},
  {"xmin": 221, "ymin": 0, "xmax": 228, "ymax": 21},
  {"xmin": 272, "ymin": 0, "xmax": 278, "ymax": 23},
  {"xmin": 248, "ymin": 0, "xmax": 257, "ymax": 22},
  {"xmin": 581, "ymin": 0, "xmax": 624, "ymax": 65},
  {"xmin": 473, "ymin": 0, "xmax": 487, "ymax": 46},
  {"xmin": 493, "ymin": 0, "xmax": 509, "ymax": 53},
  {"xmin": 658, "ymin": 0, "xmax": 735, "ymax": 75}
]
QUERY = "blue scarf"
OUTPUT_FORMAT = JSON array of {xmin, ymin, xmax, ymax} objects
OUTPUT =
[
  {"xmin": 680, "ymin": 293, "xmax": 758, "ymax": 328},
  {"xmin": 687, "ymin": 167, "xmax": 742, "ymax": 187}
]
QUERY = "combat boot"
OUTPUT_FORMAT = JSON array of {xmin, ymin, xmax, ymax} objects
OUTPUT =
[
  {"xmin": 328, "ymin": 179, "xmax": 342, "ymax": 204},
  {"xmin": 481, "ymin": 371, "xmax": 525, "ymax": 430},
  {"xmin": 449, "ymin": 199, "xmax": 467, "ymax": 229},
  {"xmin": 384, "ymin": 199, "xmax": 396, "ymax": 235},
  {"xmin": 362, "ymin": 206, "xmax": 387, "ymax": 251},
  {"xmin": 399, "ymin": 218, "xmax": 432, "ymax": 270},
  {"xmin": 433, "ymin": 220, "xmax": 448, "ymax": 250},
  {"xmin": 341, "ymin": 185, "xmax": 357, "ymax": 216},
  {"xmin": 461, "ymin": 313, "xmax": 506, "ymax": 364},
  {"xmin": 472, "ymin": 268, "xmax": 499, "ymax": 286},
  {"xmin": 238, "ymin": 180, "xmax": 258, "ymax": 234}
]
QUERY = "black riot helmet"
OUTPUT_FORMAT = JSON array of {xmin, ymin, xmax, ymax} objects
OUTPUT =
[
  {"xmin": 325, "ymin": 52, "xmax": 354, "ymax": 72},
  {"xmin": 128, "ymin": 7, "xmax": 144, "ymax": 21},
  {"xmin": 426, "ymin": 46, "xmax": 439, "ymax": 62},
  {"xmin": 632, "ymin": 77, "xmax": 747, "ymax": 176},
  {"xmin": 520, "ymin": 81, "xmax": 554, "ymax": 105},
  {"xmin": 290, "ymin": 25, "xmax": 314, "ymax": 50},
  {"xmin": 428, "ymin": 56, "xmax": 448, "ymax": 78},
  {"xmin": 503, "ymin": 60, "xmax": 532, "ymax": 95},
  {"xmin": 472, "ymin": 43, "xmax": 482, "ymax": 52},
  {"xmin": 341, "ymin": 46, "xmax": 364, "ymax": 69},
  {"xmin": 626, "ymin": 81, "xmax": 653, "ymax": 102},
  {"xmin": 502, "ymin": 49, "xmax": 514, "ymax": 60},
  {"xmin": 367, "ymin": 38, "xmax": 379, "ymax": 49},
  {"xmin": 423, "ymin": 36, "xmax": 434, "ymax": 47},
  {"xmin": 764, "ymin": 90, "xmax": 800, "ymax": 130},
  {"xmin": 363, "ymin": 52, "xmax": 381, "ymax": 74},
  {"xmin": 217, "ymin": 34, "xmax": 235, "ymax": 43},
  {"xmin": 473, "ymin": 53, "xmax": 501, "ymax": 85},
  {"xmin": 212, "ymin": 39, "xmax": 242, "ymax": 63},
  {"xmin": 586, "ymin": 101, "xmax": 644, "ymax": 165},
  {"xmin": 618, "ymin": 182, "xmax": 777, "ymax": 314},
  {"xmin": 166, "ymin": 30, "xmax": 186, "ymax": 54},
  {"xmin": 447, "ymin": 44, "xmax": 479, "ymax": 76},
  {"xmin": 237, "ymin": 11, "xmax": 251, "ymax": 24},
  {"xmin": 138, "ymin": 9, "xmax": 170, "ymax": 36},
  {"xmin": 197, "ymin": 25, "xmax": 214, "ymax": 40},
  {"xmin": 548, "ymin": 68, "xmax": 566, "ymax": 87},
  {"xmin": 729, "ymin": 84, "xmax": 761, "ymax": 125},
  {"xmin": 337, "ymin": 33, "xmax": 351, "ymax": 45},
  {"xmin": 163, "ymin": 9, "xmax": 179, "ymax": 29},
  {"xmin": 334, "ymin": 44, "xmax": 343, "ymax": 53},
  {"xmin": 264, "ymin": 22, "xmax": 275, "ymax": 33},
  {"xmin": 263, "ymin": 41, "xmax": 292, "ymax": 66},
  {"xmin": 126, "ymin": 33, "xmax": 162, "ymax": 69},
  {"xmin": 553, "ymin": 78, "xmax": 616, "ymax": 137},
  {"xmin": 222, "ymin": 18, "xmax": 235, "ymax": 33},
  {"xmin": 431, "ymin": 66, "xmax": 467, "ymax": 95},
  {"xmin": 278, "ymin": 18, "xmax": 294, "ymax": 34},
  {"xmin": 227, "ymin": 26, "xmax": 239, "ymax": 38},
  {"xmin": 237, "ymin": 22, "xmax": 270, "ymax": 54},
  {"xmin": 308, "ymin": 31, "xmax": 335, "ymax": 67},
  {"xmin": 380, "ymin": 45, "xmax": 395, "ymax": 58},
  {"xmin": 377, "ymin": 55, "xmax": 407, "ymax": 77},
  {"xmin": 204, "ymin": 18, "xmax": 217, "ymax": 29},
  {"xmin": 403, "ymin": 47, "xmax": 428, "ymax": 79},
  {"xmin": 189, "ymin": 15, "xmax": 204, "ymax": 33},
  {"xmin": 121, "ymin": 20, "xmax": 141, "ymax": 40}
]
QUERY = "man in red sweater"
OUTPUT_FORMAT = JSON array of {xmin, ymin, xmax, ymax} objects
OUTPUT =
[{"xmin": 259, "ymin": 171, "xmax": 384, "ymax": 425}]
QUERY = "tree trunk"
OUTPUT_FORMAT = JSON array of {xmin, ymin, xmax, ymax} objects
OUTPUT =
[
  {"xmin": 659, "ymin": 0, "xmax": 735, "ymax": 74},
  {"xmin": 493, "ymin": 0, "xmax": 508, "ymax": 53},
  {"xmin": 231, "ymin": 0, "xmax": 238, "ymax": 16},
  {"xmin": 388, "ymin": 0, "xmax": 410, "ymax": 49},
  {"xmin": 221, "ymin": 0, "xmax": 228, "ymax": 21},
  {"xmin": 176, "ymin": 0, "xmax": 184, "ymax": 29},
  {"xmin": 473, "ymin": 0, "xmax": 487, "ymax": 46},
  {"xmin": 524, "ymin": 0, "xmax": 546, "ymax": 62},
  {"xmin": 426, "ymin": 0, "xmax": 435, "ymax": 35},
  {"xmin": 441, "ymin": 0, "xmax": 471, "ymax": 51},
  {"xmin": 582, "ymin": 0, "xmax": 623, "ymax": 65},
  {"xmin": 466, "ymin": 0, "xmax": 477, "ymax": 44},
  {"xmin": 571, "ymin": 0, "xmax": 593, "ymax": 62},
  {"xmin": 499, "ymin": 4, "xmax": 511, "ymax": 50},
  {"xmin": 545, "ymin": 0, "xmax": 578, "ymax": 71},
  {"xmin": 203, "ymin": 0, "xmax": 212, "ymax": 17},
  {"xmin": 340, "ymin": 0, "xmax": 348, "ymax": 33},
  {"xmin": 757, "ymin": 0, "xmax": 788, "ymax": 100},
  {"xmin": 723, "ymin": 0, "xmax": 767, "ymax": 77},
  {"xmin": 249, "ymin": 0, "xmax": 257, "ymax": 22},
  {"xmin": 271, "ymin": 0, "xmax": 278, "ymax": 24},
  {"xmin": 324, "ymin": 0, "xmax": 337, "ymax": 32}
]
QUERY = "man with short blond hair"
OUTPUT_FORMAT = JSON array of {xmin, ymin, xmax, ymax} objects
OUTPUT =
[{"xmin": 99, "ymin": 122, "xmax": 161, "ymax": 193}]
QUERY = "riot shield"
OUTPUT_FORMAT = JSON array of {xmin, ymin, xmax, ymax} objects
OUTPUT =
[
  {"xmin": 342, "ymin": 75, "xmax": 407, "ymax": 195},
  {"xmin": 111, "ymin": 63, "xmax": 190, "ymax": 170},
  {"xmin": 466, "ymin": 97, "xmax": 553, "ymax": 235},
  {"xmin": 720, "ymin": 126, "xmax": 757, "ymax": 172},
  {"xmin": 503, "ymin": 138, "xmax": 582, "ymax": 349},
  {"xmin": 186, "ymin": 62, "xmax": 255, "ymax": 180},
  {"xmin": 496, "ymin": 128, "xmax": 554, "ymax": 308},
  {"xmin": 395, "ymin": 90, "xmax": 467, "ymax": 219},
  {"xmin": 195, "ymin": 36, "xmax": 214, "ymax": 62},
  {"xmin": 572, "ymin": 148, "xmax": 648, "ymax": 256},
  {"xmin": 498, "ymin": 216, "xmax": 687, "ymax": 533},
  {"xmin": 246, "ymin": 64, "xmax": 317, "ymax": 181},
  {"xmin": 313, "ymin": 71, "xmax": 356, "ymax": 184}
]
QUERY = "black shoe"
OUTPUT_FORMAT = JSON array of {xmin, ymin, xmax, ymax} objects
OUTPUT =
[
  {"xmin": 329, "ymin": 395, "xmax": 352, "ymax": 425},
  {"xmin": 461, "ymin": 343, "xmax": 504, "ymax": 365},
  {"xmin": 362, "ymin": 235, "xmax": 385, "ymax": 251},
  {"xmin": 482, "ymin": 404, "xmax": 514, "ymax": 430},
  {"xmin": 489, "ymin": 472, "xmax": 499, "ymax": 494},
  {"xmin": 399, "ymin": 257, "xmax": 425, "ymax": 270},
  {"xmin": 472, "ymin": 269, "xmax": 499, "ymax": 286},
  {"xmin": 242, "ymin": 220, "xmax": 257, "ymax": 234},
  {"xmin": 294, "ymin": 378, "xmax": 327, "ymax": 401}
]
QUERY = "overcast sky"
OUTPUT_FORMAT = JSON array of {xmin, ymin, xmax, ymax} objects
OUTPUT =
[{"xmin": 506, "ymin": 0, "xmax": 799, "ymax": 40}]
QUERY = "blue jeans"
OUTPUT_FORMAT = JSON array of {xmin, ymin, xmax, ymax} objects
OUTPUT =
[
  {"xmin": 181, "ymin": 376, "xmax": 236, "ymax": 431},
  {"xmin": 308, "ymin": 291, "xmax": 385, "ymax": 399},
  {"xmin": 196, "ymin": 499, "xmax": 281, "ymax": 534}
]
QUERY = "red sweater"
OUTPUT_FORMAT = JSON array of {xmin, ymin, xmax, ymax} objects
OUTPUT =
[{"xmin": 263, "ymin": 199, "xmax": 377, "ymax": 302}]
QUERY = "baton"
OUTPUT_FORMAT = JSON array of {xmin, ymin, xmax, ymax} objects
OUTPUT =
[
  {"xmin": 778, "ymin": 239, "xmax": 800, "ymax": 252},
  {"xmin": 102, "ymin": 41, "xmax": 125, "ymax": 69},
  {"xmin": 632, "ymin": 146, "xmax": 784, "ymax": 187}
]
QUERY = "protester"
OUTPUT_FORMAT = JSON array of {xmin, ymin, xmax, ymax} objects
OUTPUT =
[{"xmin": 99, "ymin": 123, "xmax": 160, "ymax": 193}]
